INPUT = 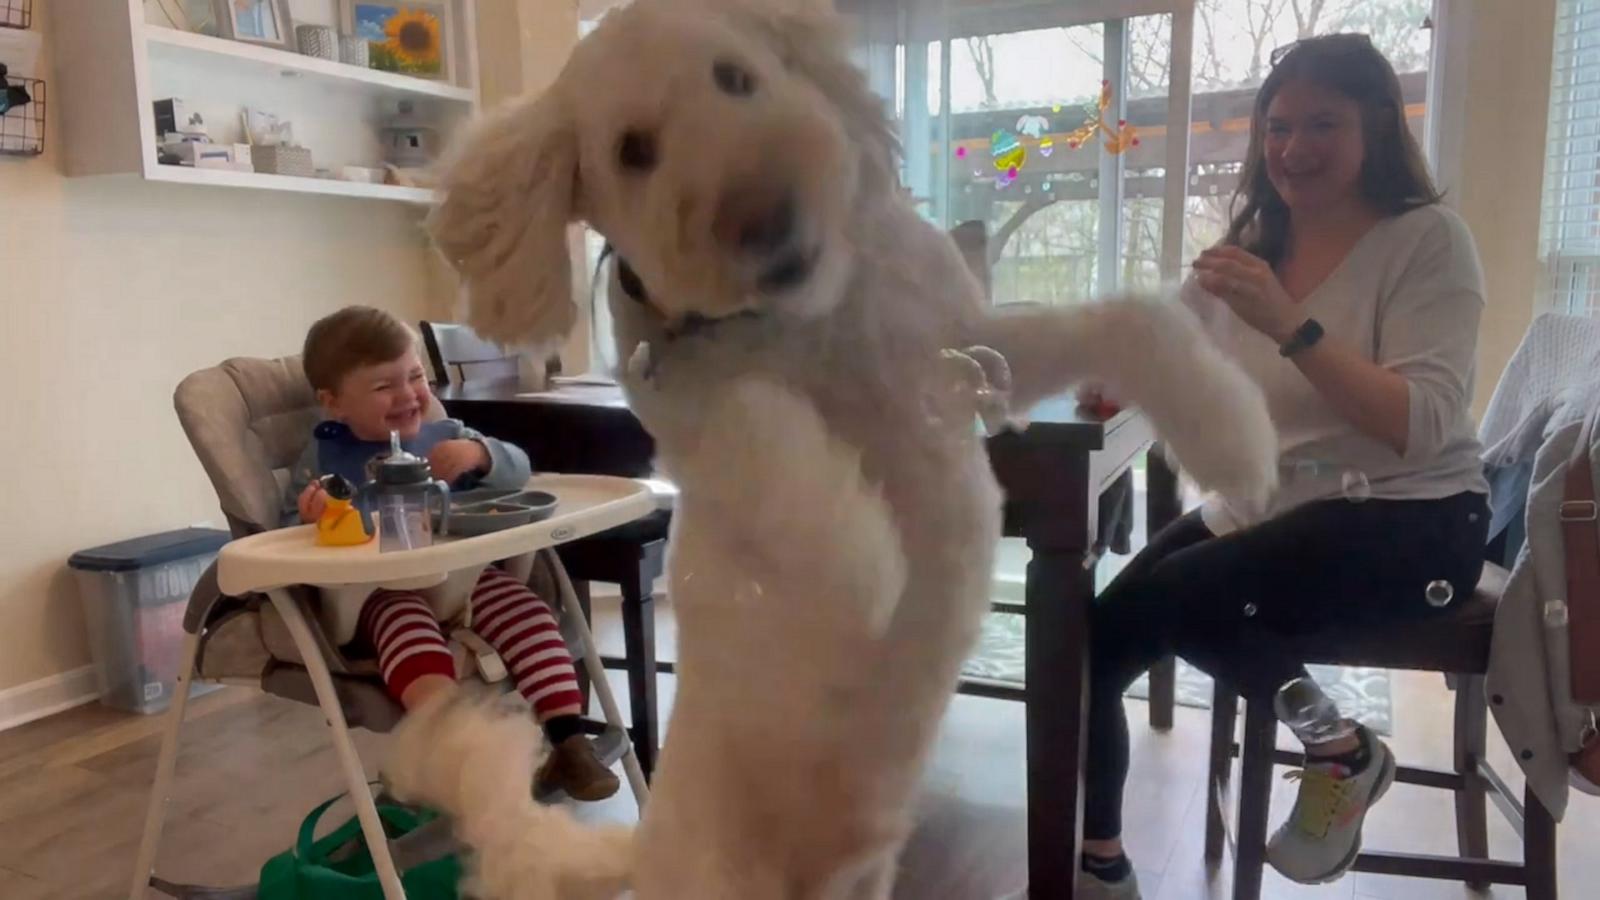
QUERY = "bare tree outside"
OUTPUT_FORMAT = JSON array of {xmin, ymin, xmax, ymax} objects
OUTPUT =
[{"xmin": 964, "ymin": 36, "xmax": 999, "ymax": 108}]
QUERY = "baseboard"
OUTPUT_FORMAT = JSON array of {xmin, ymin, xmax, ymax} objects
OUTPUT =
[{"xmin": 0, "ymin": 666, "xmax": 100, "ymax": 733}]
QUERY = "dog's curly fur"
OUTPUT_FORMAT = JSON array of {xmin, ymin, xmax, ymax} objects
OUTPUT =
[{"xmin": 386, "ymin": 1, "xmax": 1278, "ymax": 897}]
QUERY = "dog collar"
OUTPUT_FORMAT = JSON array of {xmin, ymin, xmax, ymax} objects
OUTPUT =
[{"xmin": 602, "ymin": 243, "xmax": 765, "ymax": 339}]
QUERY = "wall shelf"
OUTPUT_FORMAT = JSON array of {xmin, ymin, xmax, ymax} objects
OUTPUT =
[
  {"xmin": 52, "ymin": 0, "xmax": 479, "ymax": 206},
  {"xmin": 145, "ymin": 163, "xmax": 435, "ymax": 203},
  {"xmin": 144, "ymin": 27, "xmax": 477, "ymax": 107}
]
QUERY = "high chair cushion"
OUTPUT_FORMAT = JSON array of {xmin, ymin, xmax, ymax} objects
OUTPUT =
[
  {"xmin": 174, "ymin": 354, "xmax": 447, "ymax": 537},
  {"xmin": 175, "ymin": 355, "xmax": 322, "ymax": 536}
]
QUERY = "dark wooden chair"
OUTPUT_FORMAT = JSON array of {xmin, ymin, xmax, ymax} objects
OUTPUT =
[
  {"xmin": 1145, "ymin": 454, "xmax": 1182, "ymax": 731},
  {"xmin": 420, "ymin": 320, "xmax": 560, "ymax": 388},
  {"xmin": 1205, "ymin": 562, "xmax": 1559, "ymax": 900},
  {"xmin": 420, "ymin": 320, "xmax": 670, "ymax": 780}
]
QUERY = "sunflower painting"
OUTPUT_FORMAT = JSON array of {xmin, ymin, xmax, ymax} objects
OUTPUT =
[{"xmin": 346, "ymin": 2, "xmax": 453, "ymax": 81}]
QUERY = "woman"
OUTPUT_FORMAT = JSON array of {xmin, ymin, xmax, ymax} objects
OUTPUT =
[{"xmin": 1074, "ymin": 35, "xmax": 1490, "ymax": 899}]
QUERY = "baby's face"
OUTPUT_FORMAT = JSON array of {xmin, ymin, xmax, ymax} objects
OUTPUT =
[{"xmin": 319, "ymin": 350, "xmax": 433, "ymax": 442}]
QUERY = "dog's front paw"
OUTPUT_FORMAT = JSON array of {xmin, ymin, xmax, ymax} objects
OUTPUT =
[
  {"xmin": 1158, "ymin": 354, "xmax": 1278, "ymax": 518},
  {"xmin": 932, "ymin": 346, "xmax": 1015, "ymax": 437}
]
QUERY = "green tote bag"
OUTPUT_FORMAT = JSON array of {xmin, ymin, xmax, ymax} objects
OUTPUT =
[{"xmin": 257, "ymin": 792, "xmax": 461, "ymax": 900}]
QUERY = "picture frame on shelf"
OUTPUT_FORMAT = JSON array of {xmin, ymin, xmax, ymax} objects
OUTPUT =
[
  {"xmin": 150, "ymin": 0, "xmax": 219, "ymax": 35},
  {"xmin": 213, "ymin": 0, "xmax": 294, "ymax": 51},
  {"xmin": 339, "ymin": 0, "xmax": 455, "ymax": 84},
  {"xmin": 181, "ymin": 0, "xmax": 220, "ymax": 36}
]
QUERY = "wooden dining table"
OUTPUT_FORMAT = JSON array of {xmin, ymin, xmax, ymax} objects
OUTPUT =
[{"xmin": 439, "ymin": 377, "xmax": 1180, "ymax": 899}]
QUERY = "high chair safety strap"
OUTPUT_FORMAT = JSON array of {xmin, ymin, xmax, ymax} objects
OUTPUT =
[{"xmin": 451, "ymin": 628, "xmax": 508, "ymax": 683}]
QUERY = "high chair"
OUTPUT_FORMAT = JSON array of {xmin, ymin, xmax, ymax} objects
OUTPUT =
[{"xmin": 131, "ymin": 354, "xmax": 653, "ymax": 900}]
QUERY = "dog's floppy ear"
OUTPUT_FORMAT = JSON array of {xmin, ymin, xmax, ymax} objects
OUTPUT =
[{"xmin": 428, "ymin": 92, "xmax": 579, "ymax": 351}]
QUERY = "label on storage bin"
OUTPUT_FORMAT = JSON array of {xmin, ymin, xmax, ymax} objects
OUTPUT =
[{"xmin": 144, "ymin": 682, "xmax": 163, "ymax": 702}]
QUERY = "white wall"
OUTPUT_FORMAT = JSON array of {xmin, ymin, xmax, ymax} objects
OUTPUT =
[
  {"xmin": 465, "ymin": 0, "xmax": 591, "ymax": 373},
  {"xmin": 1447, "ymin": 0, "xmax": 1559, "ymax": 412},
  {"xmin": 0, "ymin": 0, "xmax": 441, "ymax": 693}
]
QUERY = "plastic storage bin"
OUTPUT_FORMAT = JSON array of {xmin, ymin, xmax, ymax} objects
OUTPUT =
[{"xmin": 68, "ymin": 528, "xmax": 230, "ymax": 714}]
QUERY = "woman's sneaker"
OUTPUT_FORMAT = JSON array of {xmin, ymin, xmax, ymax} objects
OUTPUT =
[
  {"xmin": 1078, "ymin": 866, "xmax": 1141, "ymax": 899},
  {"xmin": 998, "ymin": 858, "xmax": 1142, "ymax": 900},
  {"xmin": 1267, "ymin": 724, "xmax": 1396, "ymax": 883}
]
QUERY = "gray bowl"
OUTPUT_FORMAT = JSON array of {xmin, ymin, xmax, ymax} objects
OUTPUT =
[
  {"xmin": 437, "ymin": 490, "xmax": 559, "ymax": 537},
  {"xmin": 447, "ymin": 487, "xmax": 521, "ymax": 506},
  {"xmin": 494, "ymin": 490, "xmax": 560, "ymax": 516}
]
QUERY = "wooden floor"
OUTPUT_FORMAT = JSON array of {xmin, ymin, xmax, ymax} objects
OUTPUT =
[{"xmin": 3, "ymin": 595, "xmax": 1597, "ymax": 900}]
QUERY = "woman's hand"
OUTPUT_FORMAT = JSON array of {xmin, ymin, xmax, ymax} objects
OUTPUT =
[
  {"xmin": 1192, "ymin": 247, "xmax": 1305, "ymax": 344},
  {"xmin": 1194, "ymin": 246, "xmax": 1414, "ymax": 455}
]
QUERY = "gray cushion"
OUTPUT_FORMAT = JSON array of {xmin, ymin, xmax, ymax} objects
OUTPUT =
[
  {"xmin": 174, "ymin": 355, "xmax": 445, "ymax": 536},
  {"xmin": 174, "ymin": 355, "xmax": 319, "ymax": 536}
]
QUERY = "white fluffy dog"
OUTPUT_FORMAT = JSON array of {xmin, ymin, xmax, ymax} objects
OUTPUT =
[{"xmin": 385, "ymin": 0, "xmax": 1277, "ymax": 897}]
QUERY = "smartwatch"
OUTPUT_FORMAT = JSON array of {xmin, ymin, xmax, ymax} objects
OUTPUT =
[{"xmin": 1279, "ymin": 318, "xmax": 1325, "ymax": 358}]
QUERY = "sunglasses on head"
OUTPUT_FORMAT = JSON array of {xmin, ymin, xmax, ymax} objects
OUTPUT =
[{"xmin": 1269, "ymin": 33, "xmax": 1377, "ymax": 67}]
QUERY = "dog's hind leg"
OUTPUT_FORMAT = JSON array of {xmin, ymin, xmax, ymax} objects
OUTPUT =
[
  {"xmin": 965, "ymin": 298, "xmax": 1278, "ymax": 514},
  {"xmin": 653, "ymin": 375, "xmax": 909, "ymax": 639},
  {"xmin": 384, "ymin": 689, "xmax": 634, "ymax": 900},
  {"xmin": 631, "ymin": 376, "xmax": 914, "ymax": 900}
]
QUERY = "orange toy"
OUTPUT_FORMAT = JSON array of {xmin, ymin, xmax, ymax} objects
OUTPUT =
[{"xmin": 316, "ymin": 475, "xmax": 373, "ymax": 546}]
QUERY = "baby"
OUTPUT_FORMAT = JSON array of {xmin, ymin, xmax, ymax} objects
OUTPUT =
[{"xmin": 284, "ymin": 305, "xmax": 619, "ymax": 801}]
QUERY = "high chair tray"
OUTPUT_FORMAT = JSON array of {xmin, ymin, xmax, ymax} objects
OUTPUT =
[{"xmin": 217, "ymin": 474, "xmax": 655, "ymax": 595}]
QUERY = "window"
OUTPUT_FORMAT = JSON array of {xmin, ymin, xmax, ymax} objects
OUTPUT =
[
  {"xmin": 1180, "ymin": 0, "xmax": 1433, "ymax": 263},
  {"xmin": 1539, "ymin": 0, "xmax": 1600, "ymax": 316},
  {"xmin": 848, "ymin": 0, "xmax": 1434, "ymax": 307},
  {"xmin": 844, "ymin": 0, "xmax": 1435, "ymax": 599},
  {"xmin": 848, "ymin": 0, "xmax": 1195, "ymax": 301},
  {"xmin": 576, "ymin": 0, "xmax": 1438, "ymax": 367}
]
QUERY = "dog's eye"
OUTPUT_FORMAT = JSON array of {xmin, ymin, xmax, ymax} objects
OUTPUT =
[
  {"xmin": 618, "ymin": 131, "xmax": 657, "ymax": 171},
  {"xmin": 713, "ymin": 60, "xmax": 756, "ymax": 97},
  {"xmin": 616, "ymin": 258, "xmax": 648, "ymax": 303}
]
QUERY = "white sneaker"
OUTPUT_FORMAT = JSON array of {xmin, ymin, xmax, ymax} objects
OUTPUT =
[
  {"xmin": 999, "ymin": 867, "xmax": 1141, "ymax": 900},
  {"xmin": 1267, "ymin": 724, "xmax": 1397, "ymax": 884}
]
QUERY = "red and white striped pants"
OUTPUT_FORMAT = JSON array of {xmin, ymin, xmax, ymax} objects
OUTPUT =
[{"xmin": 356, "ymin": 567, "xmax": 583, "ymax": 720}]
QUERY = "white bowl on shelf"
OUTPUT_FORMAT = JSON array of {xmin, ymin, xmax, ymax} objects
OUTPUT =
[{"xmin": 340, "ymin": 165, "xmax": 386, "ymax": 184}]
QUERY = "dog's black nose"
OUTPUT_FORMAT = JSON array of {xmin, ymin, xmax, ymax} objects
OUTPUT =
[
  {"xmin": 714, "ymin": 190, "xmax": 795, "ymax": 256},
  {"xmin": 740, "ymin": 196, "xmax": 795, "ymax": 254}
]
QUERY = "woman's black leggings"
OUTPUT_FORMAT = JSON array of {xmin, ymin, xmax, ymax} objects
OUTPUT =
[{"xmin": 1083, "ymin": 490, "xmax": 1489, "ymax": 840}]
